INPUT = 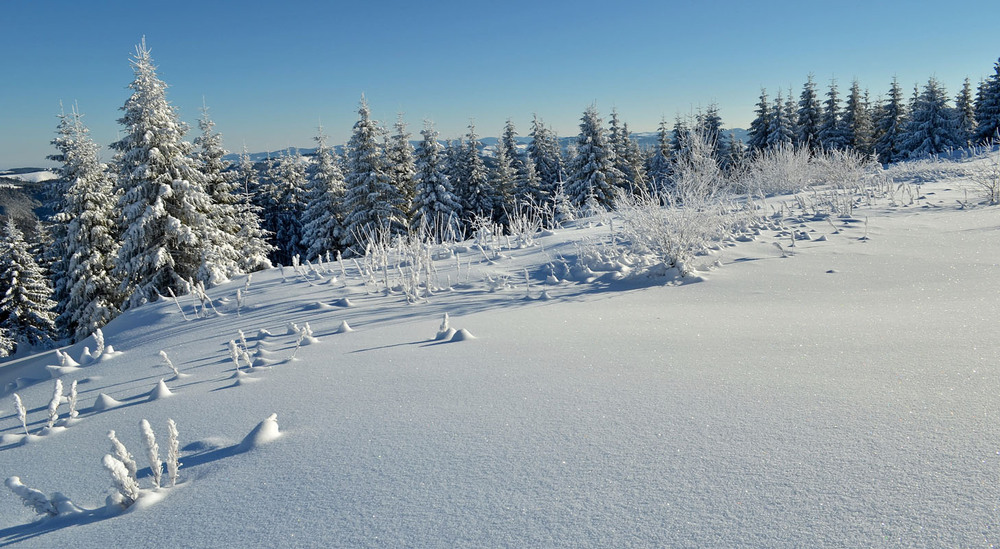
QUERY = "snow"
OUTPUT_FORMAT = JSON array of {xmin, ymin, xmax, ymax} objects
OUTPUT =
[
  {"xmin": 2, "ymin": 158, "xmax": 1000, "ymax": 546},
  {"xmin": 0, "ymin": 170, "xmax": 58, "ymax": 183}
]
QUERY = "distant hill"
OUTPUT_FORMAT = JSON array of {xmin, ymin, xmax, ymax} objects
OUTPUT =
[{"xmin": 224, "ymin": 129, "xmax": 750, "ymax": 163}]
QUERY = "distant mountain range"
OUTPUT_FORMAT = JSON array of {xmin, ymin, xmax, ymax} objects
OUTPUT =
[{"xmin": 224, "ymin": 129, "xmax": 750, "ymax": 162}]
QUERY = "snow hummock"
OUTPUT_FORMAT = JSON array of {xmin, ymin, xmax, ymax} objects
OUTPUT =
[
  {"xmin": 92, "ymin": 393, "xmax": 123, "ymax": 411},
  {"xmin": 148, "ymin": 379, "xmax": 173, "ymax": 400},
  {"xmin": 238, "ymin": 413, "xmax": 280, "ymax": 451}
]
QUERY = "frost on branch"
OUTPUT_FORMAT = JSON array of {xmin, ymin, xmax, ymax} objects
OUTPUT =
[
  {"xmin": 166, "ymin": 419, "xmax": 180, "ymax": 487},
  {"xmin": 102, "ymin": 455, "xmax": 140, "ymax": 507},
  {"xmin": 13, "ymin": 393, "xmax": 29, "ymax": 435},
  {"xmin": 46, "ymin": 379, "xmax": 63, "ymax": 429},
  {"xmin": 108, "ymin": 430, "xmax": 139, "ymax": 480},
  {"xmin": 5, "ymin": 476, "xmax": 57, "ymax": 516},
  {"xmin": 140, "ymin": 419, "xmax": 162, "ymax": 488}
]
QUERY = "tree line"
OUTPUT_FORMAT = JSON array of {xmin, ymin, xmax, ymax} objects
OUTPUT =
[{"xmin": 2, "ymin": 40, "xmax": 999, "ymax": 357}]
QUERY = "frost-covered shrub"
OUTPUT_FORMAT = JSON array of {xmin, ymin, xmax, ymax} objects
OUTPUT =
[
  {"xmin": 102, "ymin": 455, "xmax": 140, "ymax": 507},
  {"xmin": 108, "ymin": 430, "xmax": 139, "ymax": 480},
  {"xmin": 5, "ymin": 477, "xmax": 57, "ymax": 516},
  {"xmin": 140, "ymin": 419, "xmax": 162, "ymax": 488},
  {"xmin": 46, "ymin": 379, "xmax": 63, "ymax": 429},
  {"xmin": 68, "ymin": 380, "xmax": 79, "ymax": 419},
  {"xmin": 13, "ymin": 393, "xmax": 28, "ymax": 435},
  {"xmin": 969, "ymin": 146, "xmax": 1000, "ymax": 204},
  {"xmin": 166, "ymin": 419, "xmax": 180, "ymax": 487},
  {"xmin": 736, "ymin": 144, "xmax": 813, "ymax": 196},
  {"xmin": 613, "ymin": 190, "xmax": 759, "ymax": 275}
]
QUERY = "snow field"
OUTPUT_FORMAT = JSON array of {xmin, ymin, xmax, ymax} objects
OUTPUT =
[{"xmin": 2, "ymin": 159, "xmax": 1000, "ymax": 545}]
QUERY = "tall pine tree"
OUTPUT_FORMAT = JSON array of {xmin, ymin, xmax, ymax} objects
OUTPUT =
[
  {"xmin": 796, "ymin": 75, "xmax": 823, "ymax": 152},
  {"xmin": 566, "ymin": 105, "xmax": 621, "ymax": 210},
  {"xmin": 410, "ymin": 121, "xmax": 462, "ymax": 238},
  {"xmin": 900, "ymin": 77, "xmax": 959, "ymax": 159},
  {"xmin": 302, "ymin": 128, "xmax": 346, "ymax": 259},
  {"xmin": 111, "ymin": 39, "xmax": 232, "ymax": 307},
  {"xmin": 874, "ymin": 77, "xmax": 907, "ymax": 164},
  {"xmin": 974, "ymin": 58, "xmax": 1000, "ymax": 144},
  {"xmin": 0, "ymin": 218, "xmax": 58, "ymax": 352}
]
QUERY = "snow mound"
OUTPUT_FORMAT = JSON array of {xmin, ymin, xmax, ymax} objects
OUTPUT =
[
  {"xmin": 256, "ymin": 329, "xmax": 274, "ymax": 340},
  {"xmin": 334, "ymin": 297, "xmax": 354, "ymax": 308},
  {"xmin": 239, "ymin": 413, "xmax": 281, "ymax": 451},
  {"xmin": 148, "ymin": 379, "xmax": 173, "ymax": 401},
  {"xmin": 335, "ymin": 321, "xmax": 354, "ymax": 333},
  {"xmin": 46, "ymin": 364, "xmax": 80, "ymax": 378},
  {"xmin": 450, "ymin": 328, "xmax": 476, "ymax": 342},
  {"xmin": 306, "ymin": 301, "xmax": 335, "ymax": 311},
  {"xmin": 93, "ymin": 393, "xmax": 123, "ymax": 411},
  {"xmin": 435, "ymin": 328, "xmax": 457, "ymax": 341},
  {"xmin": 538, "ymin": 290, "xmax": 552, "ymax": 301}
]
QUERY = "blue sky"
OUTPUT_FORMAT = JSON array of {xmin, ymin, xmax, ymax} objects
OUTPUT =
[{"xmin": 1, "ymin": 0, "xmax": 998, "ymax": 169}]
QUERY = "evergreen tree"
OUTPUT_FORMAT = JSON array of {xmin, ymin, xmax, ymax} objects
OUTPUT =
[
  {"xmin": 955, "ymin": 77, "xmax": 977, "ymax": 148},
  {"xmin": 51, "ymin": 109, "xmax": 122, "ymax": 341},
  {"xmin": 608, "ymin": 109, "xmax": 634, "ymax": 190},
  {"xmin": 193, "ymin": 104, "xmax": 244, "ymax": 283},
  {"xmin": 819, "ymin": 79, "xmax": 850, "ymax": 150},
  {"xmin": 455, "ymin": 123, "xmax": 496, "ymax": 220},
  {"xmin": 843, "ymin": 80, "xmax": 874, "ymax": 154},
  {"xmin": 874, "ymin": 78, "xmax": 908, "ymax": 164},
  {"xmin": 492, "ymin": 131, "xmax": 518, "ymax": 219},
  {"xmin": 974, "ymin": 58, "xmax": 1000, "ymax": 144},
  {"xmin": 900, "ymin": 76, "xmax": 959, "ymax": 159},
  {"xmin": 231, "ymin": 149, "xmax": 274, "ymax": 271},
  {"xmin": 766, "ymin": 89, "xmax": 795, "ymax": 148},
  {"xmin": 500, "ymin": 118, "xmax": 526, "ymax": 175},
  {"xmin": 0, "ymin": 326, "xmax": 12, "ymax": 358},
  {"xmin": 747, "ymin": 88, "xmax": 771, "ymax": 151},
  {"xmin": 699, "ymin": 103, "xmax": 731, "ymax": 169},
  {"xmin": 513, "ymin": 157, "xmax": 545, "ymax": 209},
  {"xmin": 386, "ymin": 114, "xmax": 417, "ymax": 216},
  {"xmin": 411, "ymin": 121, "xmax": 462, "ymax": 237},
  {"xmin": 271, "ymin": 149, "xmax": 309, "ymax": 263},
  {"xmin": 565, "ymin": 105, "xmax": 621, "ymax": 210},
  {"xmin": 0, "ymin": 218, "xmax": 58, "ymax": 352},
  {"xmin": 302, "ymin": 128, "xmax": 346, "ymax": 259},
  {"xmin": 796, "ymin": 75, "xmax": 823, "ymax": 152},
  {"xmin": 111, "ymin": 39, "xmax": 232, "ymax": 307},
  {"xmin": 527, "ymin": 115, "xmax": 564, "ymax": 201},
  {"xmin": 341, "ymin": 96, "xmax": 406, "ymax": 252},
  {"xmin": 646, "ymin": 118, "xmax": 673, "ymax": 192}
]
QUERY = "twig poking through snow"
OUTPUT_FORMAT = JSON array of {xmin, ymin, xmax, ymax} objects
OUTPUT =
[
  {"xmin": 46, "ymin": 379, "xmax": 63, "ymax": 429},
  {"xmin": 68, "ymin": 380, "xmax": 79, "ymax": 419},
  {"xmin": 160, "ymin": 350, "xmax": 181, "ymax": 377},
  {"xmin": 13, "ymin": 394, "xmax": 28, "ymax": 435},
  {"xmin": 166, "ymin": 419, "xmax": 180, "ymax": 487},
  {"xmin": 108, "ymin": 430, "xmax": 139, "ymax": 480},
  {"xmin": 140, "ymin": 419, "xmax": 162, "ymax": 489},
  {"xmin": 102, "ymin": 455, "xmax": 139, "ymax": 507}
]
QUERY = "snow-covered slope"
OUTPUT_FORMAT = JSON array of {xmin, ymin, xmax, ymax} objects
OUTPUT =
[{"xmin": 2, "ymin": 159, "xmax": 999, "ymax": 547}]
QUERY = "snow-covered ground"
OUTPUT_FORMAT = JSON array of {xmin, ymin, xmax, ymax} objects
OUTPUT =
[{"xmin": 2, "ymin": 158, "xmax": 1000, "ymax": 547}]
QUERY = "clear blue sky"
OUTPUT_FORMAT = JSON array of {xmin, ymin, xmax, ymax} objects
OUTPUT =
[{"xmin": 1, "ymin": 0, "xmax": 998, "ymax": 169}]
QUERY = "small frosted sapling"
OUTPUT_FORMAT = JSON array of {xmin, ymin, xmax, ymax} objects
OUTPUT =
[
  {"xmin": 46, "ymin": 379, "xmax": 63, "ymax": 429},
  {"xmin": 68, "ymin": 380, "xmax": 79, "ymax": 419},
  {"xmin": 159, "ymin": 350, "xmax": 181, "ymax": 378},
  {"xmin": 108, "ymin": 430, "xmax": 139, "ymax": 480},
  {"xmin": 140, "ymin": 419, "xmax": 162, "ymax": 488},
  {"xmin": 92, "ymin": 329, "xmax": 105, "ymax": 359},
  {"xmin": 166, "ymin": 419, "xmax": 180, "ymax": 487},
  {"xmin": 228, "ymin": 340, "xmax": 243, "ymax": 371},
  {"xmin": 167, "ymin": 287, "xmax": 190, "ymax": 321},
  {"xmin": 13, "ymin": 393, "xmax": 28, "ymax": 435},
  {"xmin": 102, "ymin": 455, "xmax": 140, "ymax": 507}
]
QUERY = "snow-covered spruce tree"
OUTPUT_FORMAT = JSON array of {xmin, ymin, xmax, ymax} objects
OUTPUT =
[
  {"xmin": 0, "ymin": 218, "xmax": 58, "ymax": 352},
  {"xmin": 901, "ymin": 77, "xmax": 959, "ymax": 159},
  {"xmin": 193, "ymin": 103, "xmax": 244, "ymax": 284},
  {"xmin": 766, "ymin": 89, "xmax": 795, "ymax": 149},
  {"xmin": 111, "ymin": 39, "xmax": 232, "ymax": 308},
  {"xmin": 796, "ymin": 74, "xmax": 823, "ymax": 152},
  {"xmin": 670, "ymin": 124, "xmax": 725, "ymax": 202},
  {"xmin": 45, "ymin": 105, "xmax": 77, "ymax": 324},
  {"xmin": 819, "ymin": 79, "xmax": 850, "ymax": 151},
  {"xmin": 232, "ymin": 148, "xmax": 274, "ymax": 271},
  {"xmin": 954, "ymin": 78, "xmax": 977, "ymax": 148},
  {"xmin": 341, "ymin": 96, "xmax": 406, "ymax": 253},
  {"xmin": 53, "ymin": 108, "xmax": 122, "ymax": 342},
  {"xmin": 410, "ymin": 121, "xmax": 462, "ymax": 238},
  {"xmin": 747, "ymin": 88, "xmax": 772, "ymax": 152},
  {"xmin": 386, "ymin": 114, "xmax": 417, "ymax": 217},
  {"xmin": 698, "ymin": 104, "xmax": 732, "ymax": 171},
  {"xmin": 974, "ymin": 58, "xmax": 1000, "ymax": 145},
  {"xmin": 302, "ymin": 128, "xmax": 346, "ymax": 260},
  {"xmin": 843, "ymin": 80, "xmax": 874, "ymax": 155},
  {"xmin": 609, "ymin": 112, "xmax": 648, "ymax": 193},
  {"xmin": 527, "ymin": 114, "xmax": 564, "ymax": 201},
  {"xmin": 270, "ymin": 150, "xmax": 309, "ymax": 264},
  {"xmin": 0, "ymin": 326, "xmax": 13, "ymax": 358},
  {"xmin": 874, "ymin": 77, "xmax": 908, "ymax": 164},
  {"xmin": 454, "ymin": 122, "xmax": 496, "ymax": 221},
  {"xmin": 492, "ymin": 130, "xmax": 518, "ymax": 220},
  {"xmin": 646, "ymin": 118, "xmax": 673, "ymax": 192},
  {"xmin": 565, "ymin": 105, "xmax": 622, "ymax": 210}
]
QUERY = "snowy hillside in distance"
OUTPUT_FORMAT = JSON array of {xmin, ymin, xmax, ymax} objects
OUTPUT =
[{"xmin": 2, "ymin": 154, "xmax": 1000, "ymax": 547}]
